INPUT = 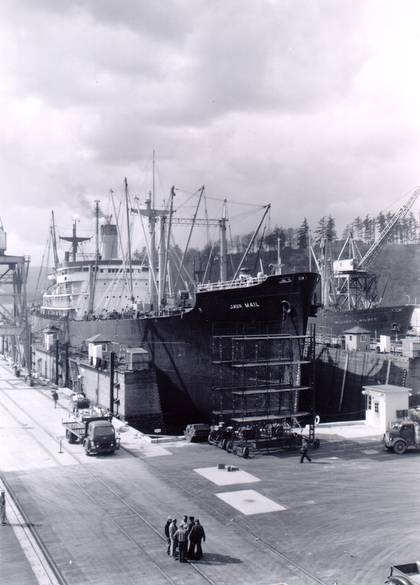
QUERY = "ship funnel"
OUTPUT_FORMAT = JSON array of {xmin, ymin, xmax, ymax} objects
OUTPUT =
[
  {"xmin": 0, "ymin": 225, "xmax": 6, "ymax": 255},
  {"xmin": 101, "ymin": 223, "xmax": 118, "ymax": 260}
]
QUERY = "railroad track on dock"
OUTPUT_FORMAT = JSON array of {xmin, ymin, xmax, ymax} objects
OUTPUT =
[
  {"xmin": 0, "ymin": 388, "xmax": 331, "ymax": 585},
  {"xmin": 0, "ymin": 389, "xmax": 218, "ymax": 585}
]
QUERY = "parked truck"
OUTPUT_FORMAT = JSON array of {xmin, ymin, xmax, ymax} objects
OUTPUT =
[
  {"xmin": 385, "ymin": 561, "xmax": 420, "ymax": 584},
  {"xmin": 63, "ymin": 413, "xmax": 119, "ymax": 456},
  {"xmin": 384, "ymin": 418, "xmax": 420, "ymax": 454}
]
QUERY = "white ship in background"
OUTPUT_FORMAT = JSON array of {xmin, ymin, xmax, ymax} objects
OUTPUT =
[{"xmin": 41, "ymin": 214, "xmax": 151, "ymax": 319}]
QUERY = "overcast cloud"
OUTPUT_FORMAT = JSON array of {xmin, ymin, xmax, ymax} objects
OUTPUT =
[{"xmin": 1, "ymin": 0, "xmax": 420, "ymax": 262}]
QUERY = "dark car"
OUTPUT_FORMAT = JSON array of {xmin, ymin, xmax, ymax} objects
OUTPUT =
[{"xmin": 184, "ymin": 423, "xmax": 210, "ymax": 442}]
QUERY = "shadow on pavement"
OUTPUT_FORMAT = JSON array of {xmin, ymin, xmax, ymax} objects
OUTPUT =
[{"xmin": 195, "ymin": 552, "xmax": 243, "ymax": 565}]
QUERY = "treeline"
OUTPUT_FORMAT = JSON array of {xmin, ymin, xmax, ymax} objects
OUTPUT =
[{"xmin": 233, "ymin": 211, "xmax": 419, "ymax": 253}]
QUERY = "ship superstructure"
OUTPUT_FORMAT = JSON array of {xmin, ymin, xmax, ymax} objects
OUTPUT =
[{"xmin": 41, "ymin": 218, "xmax": 151, "ymax": 318}]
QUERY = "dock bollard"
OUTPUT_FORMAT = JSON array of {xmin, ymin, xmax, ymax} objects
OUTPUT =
[{"xmin": 59, "ymin": 439, "xmax": 62, "ymax": 454}]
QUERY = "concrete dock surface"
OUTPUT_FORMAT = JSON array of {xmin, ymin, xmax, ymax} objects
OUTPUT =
[{"xmin": 0, "ymin": 361, "xmax": 419, "ymax": 585}]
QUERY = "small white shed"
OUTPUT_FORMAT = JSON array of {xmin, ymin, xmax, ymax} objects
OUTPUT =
[
  {"xmin": 43, "ymin": 327, "xmax": 58, "ymax": 351},
  {"xmin": 362, "ymin": 384, "xmax": 411, "ymax": 433},
  {"xmin": 85, "ymin": 333, "xmax": 111, "ymax": 367},
  {"xmin": 344, "ymin": 326, "xmax": 371, "ymax": 351}
]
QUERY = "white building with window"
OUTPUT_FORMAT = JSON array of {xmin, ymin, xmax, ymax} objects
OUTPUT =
[
  {"xmin": 343, "ymin": 326, "xmax": 371, "ymax": 351},
  {"xmin": 362, "ymin": 384, "xmax": 411, "ymax": 432}
]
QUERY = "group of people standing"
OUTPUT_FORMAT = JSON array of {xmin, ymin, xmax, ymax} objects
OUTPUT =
[{"xmin": 164, "ymin": 515, "xmax": 206, "ymax": 562}]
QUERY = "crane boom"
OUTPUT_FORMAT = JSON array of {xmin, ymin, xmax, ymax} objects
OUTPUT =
[{"xmin": 358, "ymin": 188, "xmax": 420, "ymax": 269}]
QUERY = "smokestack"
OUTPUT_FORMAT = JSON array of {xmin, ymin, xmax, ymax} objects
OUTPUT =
[
  {"xmin": 101, "ymin": 224, "xmax": 118, "ymax": 260},
  {"xmin": 0, "ymin": 226, "xmax": 6, "ymax": 255}
]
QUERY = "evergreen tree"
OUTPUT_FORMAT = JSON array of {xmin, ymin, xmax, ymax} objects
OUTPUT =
[
  {"xmin": 297, "ymin": 218, "xmax": 309, "ymax": 249},
  {"xmin": 352, "ymin": 216, "xmax": 363, "ymax": 240},
  {"xmin": 285, "ymin": 227, "xmax": 297, "ymax": 248},
  {"xmin": 342, "ymin": 224, "xmax": 352, "ymax": 239},
  {"xmin": 363, "ymin": 215, "xmax": 374, "ymax": 243},
  {"xmin": 326, "ymin": 215, "xmax": 337, "ymax": 242},
  {"xmin": 314, "ymin": 216, "xmax": 327, "ymax": 244},
  {"xmin": 265, "ymin": 226, "xmax": 285, "ymax": 250},
  {"xmin": 376, "ymin": 211, "xmax": 387, "ymax": 234}
]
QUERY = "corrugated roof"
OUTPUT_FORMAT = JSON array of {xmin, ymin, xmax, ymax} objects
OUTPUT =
[
  {"xmin": 344, "ymin": 326, "xmax": 371, "ymax": 334},
  {"xmin": 362, "ymin": 383, "xmax": 411, "ymax": 394}
]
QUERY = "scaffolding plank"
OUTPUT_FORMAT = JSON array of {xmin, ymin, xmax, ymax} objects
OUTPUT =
[
  {"xmin": 231, "ymin": 412, "xmax": 309, "ymax": 424},
  {"xmin": 231, "ymin": 386, "xmax": 311, "ymax": 396},
  {"xmin": 232, "ymin": 360, "xmax": 311, "ymax": 368},
  {"xmin": 213, "ymin": 333, "xmax": 312, "ymax": 340}
]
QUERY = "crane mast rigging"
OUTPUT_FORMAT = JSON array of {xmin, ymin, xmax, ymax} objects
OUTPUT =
[{"xmin": 312, "ymin": 187, "xmax": 419, "ymax": 311}]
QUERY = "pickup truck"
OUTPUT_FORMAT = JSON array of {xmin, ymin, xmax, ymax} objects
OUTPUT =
[
  {"xmin": 63, "ymin": 413, "xmax": 119, "ymax": 456},
  {"xmin": 384, "ymin": 419, "xmax": 420, "ymax": 454},
  {"xmin": 386, "ymin": 562, "xmax": 420, "ymax": 584}
]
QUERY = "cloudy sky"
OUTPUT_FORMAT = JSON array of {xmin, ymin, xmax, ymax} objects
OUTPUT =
[{"xmin": 2, "ymin": 0, "xmax": 420, "ymax": 263}]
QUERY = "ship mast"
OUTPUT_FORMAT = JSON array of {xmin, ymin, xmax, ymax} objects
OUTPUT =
[
  {"xmin": 233, "ymin": 204, "xmax": 271, "ymax": 280},
  {"xmin": 160, "ymin": 186, "xmax": 175, "ymax": 307},
  {"xmin": 89, "ymin": 200, "xmax": 100, "ymax": 313},
  {"xmin": 59, "ymin": 219, "xmax": 90, "ymax": 262},
  {"xmin": 51, "ymin": 210, "xmax": 59, "ymax": 270},
  {"xmin": 124, "ymin": 178, "xmax": 134, "ymax": 302},
  {"xmin": 219, "ymin": 198, "xmax": 228, "ymax": 281}
]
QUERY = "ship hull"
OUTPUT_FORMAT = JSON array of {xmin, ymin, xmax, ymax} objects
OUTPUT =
[
  {"xmin": 31, "ymin": 272, "xmax": 319, "ymax": 426},
  {"xmin": 312, "ymin": 304, "xmax": 416, "ymax": 338}
]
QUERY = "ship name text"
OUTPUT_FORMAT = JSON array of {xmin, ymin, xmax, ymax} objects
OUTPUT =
[{"xmin": 230, "ymin": 301, "xmax": 260, "ymax": 310}]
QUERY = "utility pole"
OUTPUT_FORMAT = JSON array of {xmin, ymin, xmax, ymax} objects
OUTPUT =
[
  {"xmin": 55, "ymin": 338, "xmax": 60, "ymax": 386},
  {"xmin": 219, "ymin": 199, "xmax": 228, "ymax": 282},
  {"xmin": 109, "ymin": 351, "xmax": 115, "ymax": 415}
]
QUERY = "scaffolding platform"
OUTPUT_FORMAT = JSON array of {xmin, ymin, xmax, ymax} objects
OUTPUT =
[
  {"xmin": 231, "ymin": 411, "xmax": 309, "ymax": 424},
  {"xmin": 210, "ymin": 325, "xmax": 318, "ymax": 454}
]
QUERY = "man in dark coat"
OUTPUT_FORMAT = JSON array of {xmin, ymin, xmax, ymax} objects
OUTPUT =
[
  {"xmin": 300, "ymin": 439, "xmax": 312, "ymax": 463},
  {"xmin": 188, "ymin": 519, "xmax": 206, "ymax": 560},
  {"xmin": 164, "ymin": 516, "xmax": 172, "ymax": 555},
  {"xmin": 186, "ymin": 516, "xmax": 195, "ymax": 558}
]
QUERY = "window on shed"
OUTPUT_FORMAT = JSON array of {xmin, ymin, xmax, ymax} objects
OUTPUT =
[{"xmin": 374, "ymin": 402, "xmax": 379, "ymax": 413}]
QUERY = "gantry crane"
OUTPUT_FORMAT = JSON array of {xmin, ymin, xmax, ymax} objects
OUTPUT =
[{"xmin": 313, "ymin": 187, "xmax": 420, "ymax": 311}]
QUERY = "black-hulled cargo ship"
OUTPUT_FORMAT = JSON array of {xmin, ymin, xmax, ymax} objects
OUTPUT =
[
  {"xmin": 31, "ymin": 191, "xmax": 319, "ymax": 426},
  {"xmin": 33, "ymin": 270, "xmax": 319, "ymax": 424}
]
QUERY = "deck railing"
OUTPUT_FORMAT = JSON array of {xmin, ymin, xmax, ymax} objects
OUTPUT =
[{"xmin": 197, "ymin": 274, "xmax": 267, "ymax": 293}]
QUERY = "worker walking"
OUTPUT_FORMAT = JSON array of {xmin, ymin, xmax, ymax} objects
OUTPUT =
[
  {"xmin": 164, "ymin": 516, "xmax": 172, "ymax": 555},
  {"xmin": 52, "ymin": 390, "xmax": 58, "ymax": 408},
  {"xmin": 169, "ymin": 518, "xmax": 178, "ymax": 558},
  {"xmin": 300, "ymin": 439, "xmax": 312, "ymax": 463},
  {"xmin": 188, "ymin": 519, "xmax": 206, "ymax": 560},
  {"xmin": 0, "ymin": 490, "xmax": 6, "ymax": 525}
]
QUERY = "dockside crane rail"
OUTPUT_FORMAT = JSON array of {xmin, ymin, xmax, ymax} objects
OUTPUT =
[{"xmin": 358, "ymin": 187, "xmax": 420, "ymax": 269}]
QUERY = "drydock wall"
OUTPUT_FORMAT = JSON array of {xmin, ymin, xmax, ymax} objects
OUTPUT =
[
  {"xmin": 315, "ymin": 345, "xmax": 420, "ymax": 422},
  {"xmin": 71, "ymin": 362, "xmax": 166, "ymax": 433}
]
